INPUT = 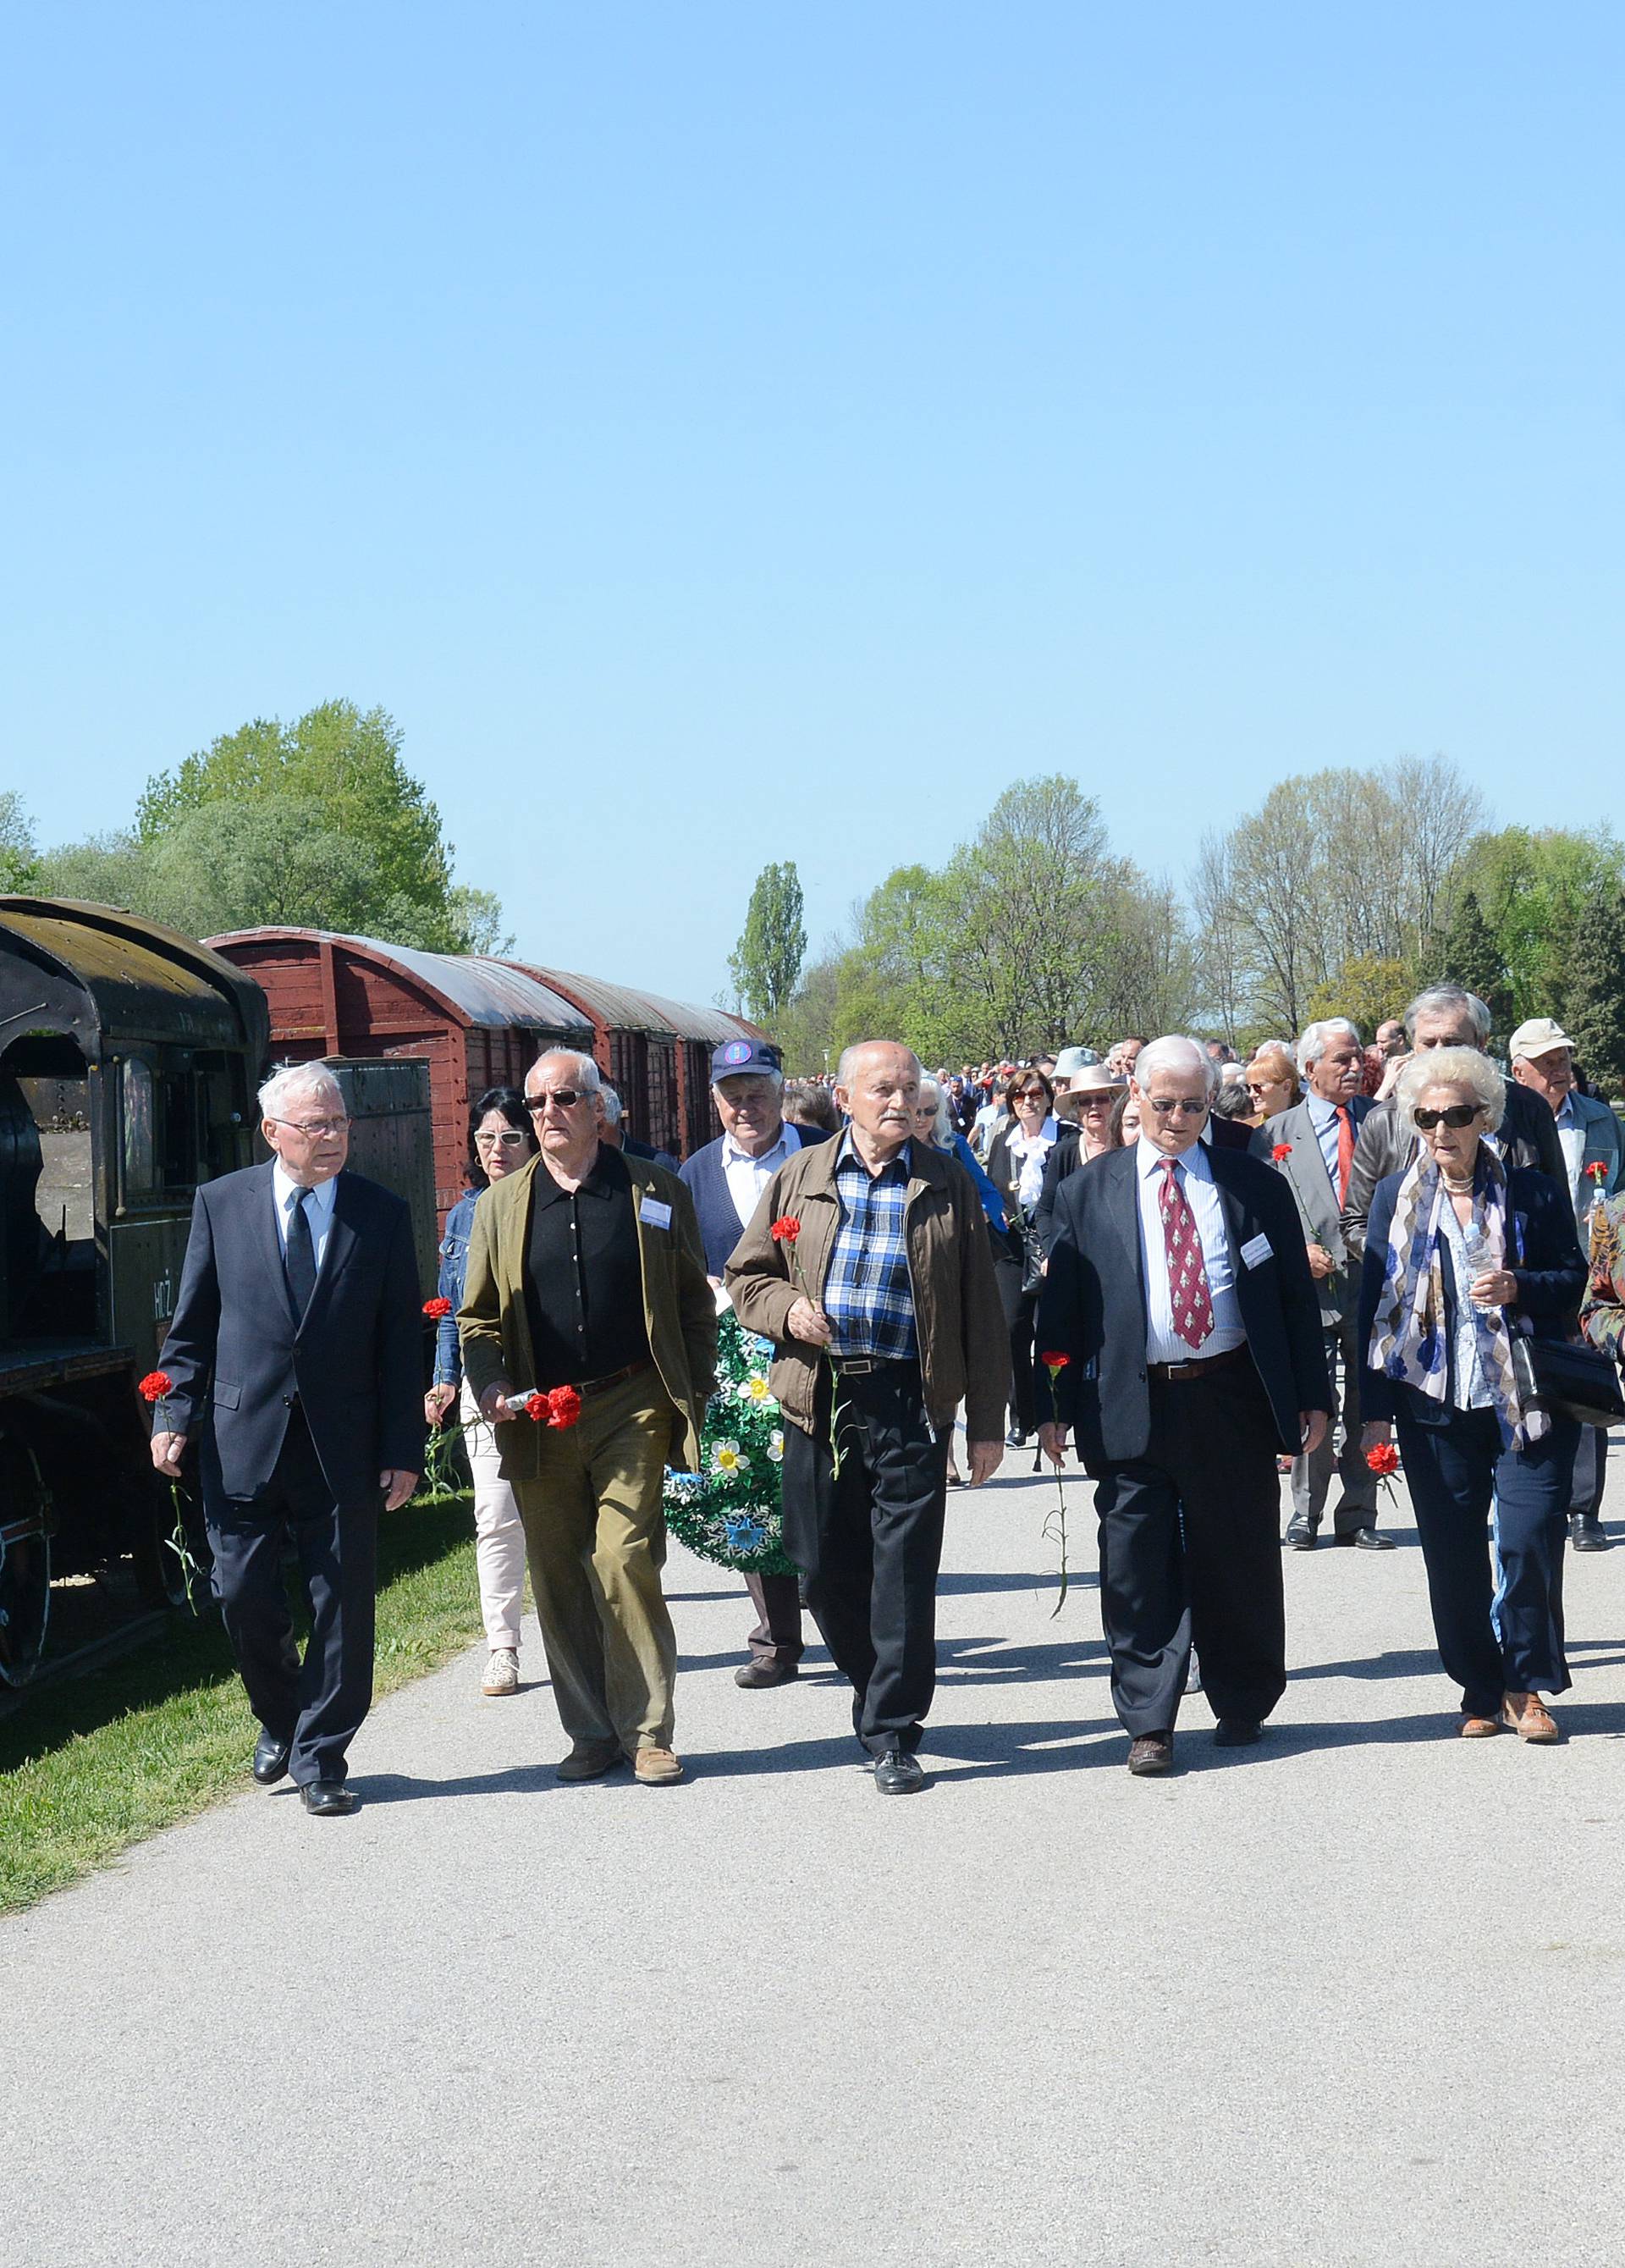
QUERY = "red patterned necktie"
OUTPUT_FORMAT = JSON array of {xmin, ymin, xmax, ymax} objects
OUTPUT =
[
  {"xmin": 1160, "ymin": 1158, "xmax": 1215, "ymax": 1350},
  {"xmin": 1336, "ymin": 1105, "xmax": 1354, "ymax": 1206}
]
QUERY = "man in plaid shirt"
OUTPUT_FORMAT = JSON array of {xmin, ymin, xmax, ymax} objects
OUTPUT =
[{"xmin": 726, "ymin": 1041, "xmax": 1008, "ymax": 1795}]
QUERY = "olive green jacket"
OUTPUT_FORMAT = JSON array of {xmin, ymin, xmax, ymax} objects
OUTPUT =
[
  {"xmin": 724, "ymin": 1134, "xmax": 1007, "ymax": 1443},
  {"xmin": 459, "ymin": 1147, "xmax": 718, "ymax": 1476}
]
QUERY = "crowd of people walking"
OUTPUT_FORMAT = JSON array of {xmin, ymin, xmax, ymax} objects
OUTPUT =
[{"xmin": 149, "ymin": 983, "xmax": 1625, "ymax": 1808}]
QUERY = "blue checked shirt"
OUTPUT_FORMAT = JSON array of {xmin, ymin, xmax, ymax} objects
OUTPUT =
[{"xmin": 822, "ymin": 1134, "xmax": 918, "ymax": 1359}]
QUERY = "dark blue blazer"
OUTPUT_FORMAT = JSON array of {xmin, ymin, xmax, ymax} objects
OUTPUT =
[
  {"xmin": 156, "ymin": 1162, "xmax": 425, "ymax": 1506},
  {"xmin": 1034, "ymin": 1141, "xmax": 1331, "ymax": 1472},
  {"xmin": 1358, "ymin": 1166, "xmax": 1586, "ymax": 1424},
  {"xmin": 680, "ymin": 1123, "xmax": 832, "ymax": 1276}
]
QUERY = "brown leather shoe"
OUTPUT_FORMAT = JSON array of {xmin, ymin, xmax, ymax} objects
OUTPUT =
[
  {"xmin": 1127, "ymin": 1733, "xmax": 1173, "ymax": 1776},
  {"xmin": 630, "ymin": 1745, "xmax": 686, "ymax": 1785},
  {"xmin": 1458, "ymin": 1712, "xmax": 1501, "ymax": 1738},
  {"xmin": 734, "ymin": 1659, "xmax": 799, "ymax": 1690},
  {"xmin": 555, "ymin": 1741, "xmax": 624, "ymax": 1782},
  {"xmin": 1501, "ymin": 1692, "xmax": 1560, "ymax": 1743}
]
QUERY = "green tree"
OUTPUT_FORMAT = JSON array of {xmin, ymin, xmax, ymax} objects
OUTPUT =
[
  {"xmin": 447, "ymin": 886, "xmax": 515, "ymax": 957},
  {"xmin": 1303, "ymin": 953, "xmax": 1413, "ymax": 1040},
  {"xmin": 1563, "ymin": 885, "xmax": 1625, "ymax": 1100},
  {"xmin": 729, "ymin": 861, "xmax": 807, "ymax": 1021},
  {"xmin": 135, "ymin": 699, "xmax": 472, "ymax": 949},
  {"xmin": 1439, "ymin": 888, "xmax": 1512, "ymax": 1040},
  {"xmin": 35, "ymin": 830, "xmax": 152, "ymax": 909},
  {"xmin": 0, "ymin": 792, "xmax": 39, "ymax": 890},
  {"xmin": 1446, "ymin": 825, "xmax": 1623, "ymax": 1024}
]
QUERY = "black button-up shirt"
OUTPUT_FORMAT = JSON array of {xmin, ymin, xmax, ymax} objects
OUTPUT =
[{"xmin": 523, "ymin": 1145, "xmax": 652, "ymax": 1386}]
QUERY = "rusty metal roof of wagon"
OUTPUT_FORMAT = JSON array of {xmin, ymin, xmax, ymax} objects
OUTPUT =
[
  {"xmin": 508, "ymin": 964, "xmax": 764, "ymax": 1045},
  {"xmin": 209, "ymin": 930, "xmax": 592, "ymax": 1036},
  {"xmin": 2, "ymin": 897, "xmax": 270, "ymax": 1053}
]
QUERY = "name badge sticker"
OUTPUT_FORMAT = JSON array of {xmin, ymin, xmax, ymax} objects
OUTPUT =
[
  {"xmin": 639, "ymin": 1196, "xmax": 673, "ymax": 1231},
  {"xmin": 1241, "ymin": 1232, "xmax": 1274, "ymax": 1271}
]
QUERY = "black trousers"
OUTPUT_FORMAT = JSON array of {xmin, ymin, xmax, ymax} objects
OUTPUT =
[
  {"xmin": 207, "ymin": 1406, "xmax": 380, "ymax": 1787},
  {"xmin": 993, "ymin": 1248, "xmax": 1038, "ymax": 1436},
  {"xmin": 1093, "ymin": 1355, "xmax": 1286, "ymax": 1736},
  {"xmin": 780, "ymin": 1360, "xmax": 950, "ymax": 1755},
  {"xmin": 1394, "ymin": 1387, "xmax": 1578, "ymax": 1716},
  {"xmin": 742, "ymin": 1570, "xmax": 804, "ymax": 1666}
]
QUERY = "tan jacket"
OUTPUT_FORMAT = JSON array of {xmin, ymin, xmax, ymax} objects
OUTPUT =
[
  {"xmin": 459, "ymin": 1147, "xmax": 718, "ymax": 1477},
  {"xmin": 724, "ymin": 1134, "xmax": 1007, "ymax": 1443}
]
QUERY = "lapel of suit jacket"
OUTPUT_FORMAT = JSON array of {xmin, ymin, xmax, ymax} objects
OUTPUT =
[
  {"xmin": 1278, "ymin": 1104, "xmax": 1337, "ymax": 1243},
  {"xmin": 298, "ymin": 1173, "xmax": 359, "ymax": 1336},
  {"xmin": 1108, "ymin": 1145, "xmax": 1148, "ymax": 1308},
  {"xmin": 256, "ymin": 1161, "xmax": 300, "ymax": 1330}
]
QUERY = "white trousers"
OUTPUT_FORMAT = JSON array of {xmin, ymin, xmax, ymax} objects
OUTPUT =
[{"xmin": 460, "ymin": 1381, "xmax": 526, "ymax": 1651}]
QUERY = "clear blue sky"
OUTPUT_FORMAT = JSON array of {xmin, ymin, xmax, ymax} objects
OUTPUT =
[{"xmin": 3, "ymin": 3, "xmax": 1620, "ymax": 1004}]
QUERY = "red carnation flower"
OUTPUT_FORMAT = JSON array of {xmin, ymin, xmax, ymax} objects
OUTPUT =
[
  {"xmin": 422, "ymin": 1296, "xmax": 454, "ymax": 1319},
  {"xmin": 769, "ymin": 1217, "xmax": 801, "ymax": 1244},
  {"xmin": 137, "ymin": 1370, "xmax": 174, "ymax": 1403},
  {"xmin": 1586, "ymin": 1161, "xmax": 1609, "ymax": 1184},
  {"xmin": 526, "ymin": 1391, "xmax": 549, "ymax": 1422},
  {"xmin": 1271, "ymin": 1143, "xmax": 1292, "ymax": 1163},
  {"xmin": 1039, "ymin": 1349, "xmax": 1071, "ymax": 1371},
  {"xmin": 1365, "ymin": 1443, "xmax": 1400, "ymax": 1477},
  {"xmin": 548, "ymin": 1386, "xmax": 583, "ymax": 1429}
]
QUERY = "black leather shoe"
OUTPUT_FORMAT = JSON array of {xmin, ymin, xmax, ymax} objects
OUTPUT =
[
  {"xmin": 1571, "ymin": 1515, "xmax": 1611, "ymax": 1553},
  {"xmin": 251, "ymin": 1733, "xmax": 291, "ymax": 1786},
  {"xmin": 1214, "ymin": 1719, "xmax": 1262, "ymax": 1747},
  {"xmin": 1005, "ymin": 1426, "xmax": 1027, "ymax": 1450},
  {"xmin": 873, "ymin": 1750, "xmax": 925, "ymax": 1795},
  {"xmin": 1348, "ymin": 1527, "xmax": 1396, "ymax": 1551},
  {"xmin": 735, "ymin": 1659, "xmax": 799, "ymax": 1689},
  {"xmin": 1283, "ymin": 1516, "xmax": 1317, "ymax": 1549},
  {"xmin": 300, "ymin": 1781, "xmax": 357, "ymax": 1817}
]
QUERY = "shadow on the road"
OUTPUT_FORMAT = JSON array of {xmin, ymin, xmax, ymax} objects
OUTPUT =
[
  {"xmin": 935, "ymin": 1632, "xmax": 1110, "ymax": 1683},
  {"xmin": 935, "ymin": 1568, "xmax": 1097, "ymax": 1597},
  {"xmin": 1292, "ymin": 1647, "xmax": 1442, "ymax": 1683}
]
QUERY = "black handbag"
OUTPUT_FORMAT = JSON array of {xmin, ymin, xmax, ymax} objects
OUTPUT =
[{"xmin": 1509, "ymin": 1333, "xmax": 1625, "ymax": 1429}]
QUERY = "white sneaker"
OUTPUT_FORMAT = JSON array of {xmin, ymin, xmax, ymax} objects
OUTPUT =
[{"xmin": 481, "ymin": 1647, "xmax": 519, "ymax": 1697}]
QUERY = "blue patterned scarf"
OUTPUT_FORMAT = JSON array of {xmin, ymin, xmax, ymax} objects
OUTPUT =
[{"xmin": 1366, "ymin": 1144, "xmax": 1545, "ymax": 1448}]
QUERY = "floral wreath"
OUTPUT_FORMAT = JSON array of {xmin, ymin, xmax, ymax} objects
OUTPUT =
[{"xmin": 663, "ymin": 1311, "xmax": 797, "ymax": 1576}]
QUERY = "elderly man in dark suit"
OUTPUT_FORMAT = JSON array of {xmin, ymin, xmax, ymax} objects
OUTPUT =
[
  {"xmin": 150, "ymin": 1063, "xmax": 422, "ymax": 1816},
  {"xmin": 1253, "ymin": 1017, "xmax": 1387, "ymax": 1550},
  {"xmin": 1341, "ymin": 985, "xmax": 1565, "ymax": 1261},
  {"xmin": 680, "ymin": 1037, "xmax": 831, "ymax": 1687},
  {"xmin": 1037, "ymin": 1035, "xmax": 1330, "ymax": 1775}
]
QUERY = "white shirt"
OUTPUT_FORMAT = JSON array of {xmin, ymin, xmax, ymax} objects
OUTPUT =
[
  {"xmin": 1135, "ymin": 1139, "xmax": 1246, "ymax": 1361},
  {"xmin": 1555, "ymin": 1095, "xmax": 1587, "ymax": 1207},
  {"xmin": 271, "ymin": 1162, "xmax": 338, "ymax": 1276},
  {"xmin": 722, "ymin": 1121, "xmax": 805, "ymax": 1231},
  {"xmin": 1007, "ymin": 1115, "xmax": 1060, "ymax": 1210}
]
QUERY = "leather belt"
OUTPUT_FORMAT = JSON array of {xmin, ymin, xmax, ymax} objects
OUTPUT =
[
  {"xmin": 1147, "ymin": 1344, "xmax": 1248, "ymax": 1384},
  {"xmin": 829, "ymin": 1355, "xmax": 917, "ymax": 1376},
  {"xmin": 576, "ymin": 1361, "xmax": 653, "ymax": 1399}
]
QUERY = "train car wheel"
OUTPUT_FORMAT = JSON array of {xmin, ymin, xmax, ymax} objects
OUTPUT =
[{"xmin": 0, "ymin": 1431, "xmax": 52, "ymax": 1687}]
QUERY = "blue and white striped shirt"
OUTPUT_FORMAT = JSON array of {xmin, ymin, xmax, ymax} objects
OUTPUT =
[{"xmin": 823, "ymin": 1134, "xmax": 917, "ymax": 1359}]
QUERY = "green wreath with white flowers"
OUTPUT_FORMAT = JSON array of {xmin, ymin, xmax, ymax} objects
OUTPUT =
[{"xmin": 662, "ymin": 1311, "xmax": 798, "ymax": 1576}]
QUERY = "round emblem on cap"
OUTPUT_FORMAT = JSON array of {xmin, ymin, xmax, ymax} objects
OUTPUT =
[{"xmin": 723, "ymin": 1040, "xmax": 752, "ymax": 1064}]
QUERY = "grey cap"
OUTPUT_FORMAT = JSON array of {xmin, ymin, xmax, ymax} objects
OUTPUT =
[{"xmin": 1054, "ymin": 1046, "xmax": 1102, "ymax": 1079}]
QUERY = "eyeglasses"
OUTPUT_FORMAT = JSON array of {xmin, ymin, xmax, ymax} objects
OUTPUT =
[
  {"xmin": 475, "ymin": 1129, "xmax": 531, "ymax": 1149},
  {"xmin": 1077, "ymin": 1094, "xmax": 1113, "ymax": 1110},
  {"xmin": 1013, "ymin": 1087, "xmax": 1049, "ymax": 1102},
  {"xmin": 525, "ymin": 1089, "xmax": 587, "ymax": 1112},
  {"xmin": 1146, "ymin": 1098, "xmax": 1209, "ymax": 1117},
  {"xmin": 1414, "ymin": 1104, "xmax": 1483, "ymax": 1130},
  {"xmin": 272, "ymin": 1116, "xmax": 349, "ymax": 1137}
]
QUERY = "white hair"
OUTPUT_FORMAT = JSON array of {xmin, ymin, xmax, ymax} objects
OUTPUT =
[
  {"xmin": 1297, "ymin": 1018, "xmax": 1363, "ymax": 1078},
  {"xmin": 1394, "ymin": 1046, "xmax": 1505, "ymax": 1136},
  {"xmin": 1132, "ymin": 1035, "xmax": 1217, "ymax": 1098},
  {"xmin": 528, "ymin": 1048, "xmax": 601, "ymax": 1096},
  {"xmin": 598, "ymin": 1083, "xmax": 624, "ymax": 1128},
  {"xmin": 1405, "ymin": 985, "xmax": 1490, "ymax": 1046},
  {"xmin": 258, "ymin": 1061, "xmax": 344, "ymax": 1121},
  {"xmin": 835, "ymin": 1040, "xmax": 923, "ymax": 1087},
  {"xmin": 915, "ymin": 1075, "xmax": 950, "ymax": 1145}
]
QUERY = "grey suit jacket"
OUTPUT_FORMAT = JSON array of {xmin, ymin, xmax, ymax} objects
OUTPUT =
[{"xmin": 1251, "ymin": 1097, "xmax": 1371, "ymax": 1327}]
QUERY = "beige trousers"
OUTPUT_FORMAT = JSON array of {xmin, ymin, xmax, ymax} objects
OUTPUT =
[{"xmin": 511, "ymin": 1367, "xmax": 678, "ymax": 1752}]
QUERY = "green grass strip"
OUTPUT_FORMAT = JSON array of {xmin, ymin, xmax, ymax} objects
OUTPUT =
[{"xmin": 0, "ymin": 1493, "xmax": 482, "ymax": 1917}]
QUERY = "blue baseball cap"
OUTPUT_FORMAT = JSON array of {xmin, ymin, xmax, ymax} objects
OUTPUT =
[{"xmin": 710, "ymin": 1036, "xmax": 784, "ymax": 1082}]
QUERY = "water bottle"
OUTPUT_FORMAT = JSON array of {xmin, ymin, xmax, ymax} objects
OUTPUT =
[{"xmin": 1462, "ymin": 1224, "xmax": 1496, "ymax": 1307}]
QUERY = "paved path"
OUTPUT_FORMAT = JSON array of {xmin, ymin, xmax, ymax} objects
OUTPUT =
[{"xmin": 6, "ymin": 1450, "xmax": 1625, "ymax": 2268}]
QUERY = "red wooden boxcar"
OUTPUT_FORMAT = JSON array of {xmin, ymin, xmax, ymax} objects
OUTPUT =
[{"xmin": 209, "ymin": 930, "xmax": 592, "ymax": 1224}]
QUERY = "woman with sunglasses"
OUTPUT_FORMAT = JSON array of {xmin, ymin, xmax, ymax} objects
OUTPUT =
[
  {"xmin": 425, "ymin": 1086, "xmax": 539, "ymax": 1697},
  {"xmin": 1358, "ymin": 1048, "xmax": 1584, "ymax": 1741},
  {"xmin": 985, "ymin": 1068, "xmax": 1061, "ymax": 1449}
]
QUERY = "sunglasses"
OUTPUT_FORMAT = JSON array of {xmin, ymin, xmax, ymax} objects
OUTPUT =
[
  {"xmin": 525, "ymin": 1089, "xmax": 588, "ymax": 1112},
  {"xmin": 1013, "ymin": 1087, "xmax": 1049, "ymax": 1101},
  {"xmin": 1415, "ymin": 1104, "xmax": 1483, "ymax": 1130},
  {"xmin": 475, "ymin": 1128, "xmax": 531, "ymax": 1148},
  {"xmin": 1147, "ymin": 1098, "xmax": 1209, "ymax": 1117}
]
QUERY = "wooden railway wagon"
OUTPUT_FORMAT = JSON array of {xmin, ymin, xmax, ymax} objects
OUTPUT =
[
  {"xmin": 208, "ymin": 930, "xmax": 592, "ymax": 1228},
  {"xmin": 505, "ymin": 964, "xmax": 763, "ymax": 1158},
  {"xmin": 0, "ymin": 897, "xmax": 270, "ymax": 1685}
]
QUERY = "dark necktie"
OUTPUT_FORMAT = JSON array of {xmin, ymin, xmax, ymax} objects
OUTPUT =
[
  {"xmin": 284, "ymin": 1187, "xmax": 317, "ymax": 1317},
  {"xmin": 1159, "ymin": 1158, "xmax": 1215, "ymax": 1351}
]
